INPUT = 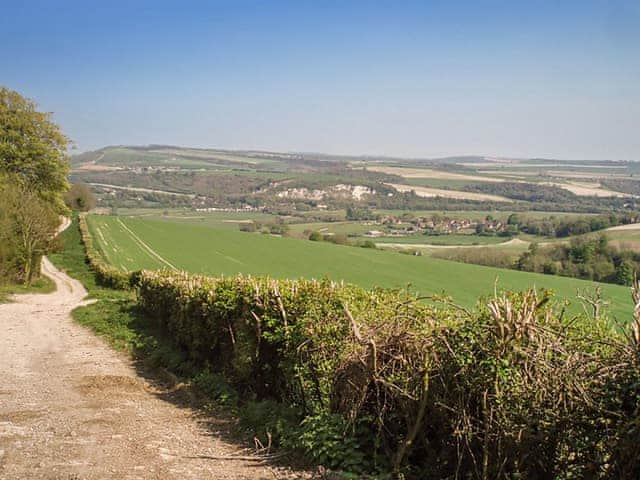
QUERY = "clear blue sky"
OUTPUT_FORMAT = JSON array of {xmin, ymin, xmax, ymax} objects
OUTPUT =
[{"xmin": 2, "ymin": 0, "xmax": 639, "ymax": 160}]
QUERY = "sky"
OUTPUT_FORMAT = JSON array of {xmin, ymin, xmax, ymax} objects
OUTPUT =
[{"xmin": 2, "ymin": 0, "xmax": 639, "ymax": 160}]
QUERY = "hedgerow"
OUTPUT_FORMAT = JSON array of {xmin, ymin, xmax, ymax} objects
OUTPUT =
[
  {"xmin": 75, "ymin": 216, "xmax": 640, "ymax": 477},
  {"xmin": 132, "ymin": 269, "xmax": 640, "ymax": 478}
]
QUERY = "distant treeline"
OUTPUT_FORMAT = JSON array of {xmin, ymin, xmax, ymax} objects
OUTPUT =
[
  {"xmin": 465, "ymin": 182, "xmax": 578, "ymax": 203},
  {"xmin": 516, "ymin": 236, "xmax": 640, "ymax": 285},
  {"xmin": 513, "ymin": 212, "xmax": 638, "ymax": 237},
  {"xmin": 360, "ymin": 189, "xmax": 638, "ymax": 214},
  {"xmin": 601, "ymin": 178, "xmax": 640, "ymax": 196},
  {"xmin": 438, "ymin": 235, "xmax": 640, "ymax": 286}
]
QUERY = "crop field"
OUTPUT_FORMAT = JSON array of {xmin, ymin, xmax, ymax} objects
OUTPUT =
[
  {"xmin": 86, "ymin": 215, "xmax": 632, "ymax": 319},
  {"xmin": 288, "ymin": 221, "xmax": 377, "ymax": 237},
  {"xmin": 119, "ymin": 210, "xmax": 280, "ymax": 229},
  {"xmin": 388, "ymin": 183, "xmax": 514, "ymax": 202},
  {"xmin": 367, "ymin": 166, "xmax": 505, "ymax": 182},
  {"xmin": 374, "ymin": 234, "xmax": 509, "ymax": 246}
]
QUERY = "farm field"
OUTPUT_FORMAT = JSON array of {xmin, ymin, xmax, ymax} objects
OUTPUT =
[
  {"xmin": 287, "ymin": 221, "xmax": 376, "ymax": 237},
  {"xmin": 388, "ymin": 183, "xmax": 514, "ymax": 202},
  {"xmin": 375, "ymin": 234, "xmax": 511, "ymax": 246},
  {"xmin": 367, "ymin": 166, "xmax": 505, "ymax": 182},
  {"xmin": 123, "ymin": 210, "xmax": 279, "ymax": 229},
  {"xmin": 86, "ymin": 215, "xmax": 632, "ymax": 320}
]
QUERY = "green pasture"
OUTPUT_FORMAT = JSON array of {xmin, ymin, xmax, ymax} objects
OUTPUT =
[
  {"xmin": 375, "ymin": 234, "xmax": 508, "ymax": 246},
  {"xmin": 130, "ymin": 210, "xmax": 279, "ymax": 229},
  {"xmin": 403, "ymin": 178, "xmax": 480, "ymax": 189},
  {"xmin": 86, "ymin": 215, "xmax": 633, "ymax": 321},
  {"xmin": 288, "ymin": 221, "xmax": 377, "ymax": 237}
]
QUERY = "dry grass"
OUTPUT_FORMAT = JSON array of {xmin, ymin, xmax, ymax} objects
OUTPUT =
[
  {"xmin": 388, "ymin": 183, "xmax": 513, "ymax": 202},
  {"xmin": 369, "ymin": 166, "xmax": 505, "ymax": 182},
  {"xmin": 542, "ymin": 181, "xmax": 632, "ymax": 198}
]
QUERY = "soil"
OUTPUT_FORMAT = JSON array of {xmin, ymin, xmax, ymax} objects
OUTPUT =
[{"xmin": 0, "ymin": 256, "xmax": 308, "ymax": 479}]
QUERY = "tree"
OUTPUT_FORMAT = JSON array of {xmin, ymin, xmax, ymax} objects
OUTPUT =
[
  {"xmin": 0, "ymin": 187, "xmax": 19, "ymax": 279},
  {"xmin": 0, "ymin": 179, "xmax": 58, "ymax": 284},
  {"xmin": 65, "ymin": 183, "xmax": 97, "ymax": 211},
  {"xmin": 507, "ymin": 213, "xmax": 521, "ymax": 225},
  {"xmin": 0, "ymin": 86, "xmax": 70, "ymax": 212},
  {"xmin": 616, "ymin": 260, "xmax": 634, "ymax": 286}
]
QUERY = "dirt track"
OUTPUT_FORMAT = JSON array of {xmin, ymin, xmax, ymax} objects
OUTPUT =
[{"xmin": 0, "ymin": 257, "xmax": 301, "ymax": 479}]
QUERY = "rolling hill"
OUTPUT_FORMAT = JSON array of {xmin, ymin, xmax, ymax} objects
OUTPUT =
[{"xmin": 86, "ymin": 214, "xmax": 632, "ymax": 320}]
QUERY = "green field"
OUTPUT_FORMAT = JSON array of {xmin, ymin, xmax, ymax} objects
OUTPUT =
[
  {"xmin": 87, "ymin": 215, "xmax": 633, "ymax": 320},
  {"xmin": 75, "ymin": 146, "xmax": 290, "ymax": 171},
  {"xmin": 375, "ymin": 233, "xmax": 508, "ymax": 246},
  {"xmin": 123, "ymin": 210, "xmax": 279, "ymax": 229},
  {"xmin": 288, "ymin": 221, "xmax": 376, "ymax": 237}
]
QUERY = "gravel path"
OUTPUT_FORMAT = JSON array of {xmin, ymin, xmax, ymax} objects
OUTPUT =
[{"xmin": 0, "ymin": 257, "xmax": 300, "ymax": 479}]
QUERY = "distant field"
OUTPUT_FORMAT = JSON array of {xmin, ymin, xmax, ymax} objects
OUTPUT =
[
  {"xmin": 76, "ymin": 146, "xmax": 289, "ymax": 171},
  {"xmin": 542, "ymin": 181, "xmax": 630, "ymax": 198},
  {"xmin": 389, "ymin": 183, "xmax": 513, "ymax": 202},
  {"xmin": 122, "ymin": 210, "xmax": 279, "ymax": 229},
  {"xmin": 375, "ymin": 234, "xmax": 508, "ymax": 246},
  {"xmin": 288, "ymin": 221, "xmax": 376, "ymax": 237},
  {"xmin": 403, "ymin": 178, "xmax": 481, "ymax": 189},
  {"xmin": 368, "ymin": 166, "xmax": 504, "ymax": 182},
  {"xmin": 87, "ymin": 215, "xmax": 632, "ymax": 320}
]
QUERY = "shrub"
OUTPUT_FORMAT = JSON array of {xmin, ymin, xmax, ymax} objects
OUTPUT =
[
  {"xmin": 76, "ymin": 214, "xmax": 640, "ymax": 477},
  {"xmin": 360, "ymin": 239, "xmax": 377, "ymax": 249},
  {"xmin": 308, "ymin": 231, "xmax": 322, "ymax": 241},
  {"xmin": 133, "ymin": 269, "xmax": 640, "ymax": 477}
]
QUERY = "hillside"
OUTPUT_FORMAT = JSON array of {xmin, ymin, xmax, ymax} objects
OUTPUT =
[
  {"xmin": 72, "ymin": 146, "xmax": 640, "ymax": 215},
  {"xmin": 86, "ymin": 214, "xmax": 631, "ymax": 320}
]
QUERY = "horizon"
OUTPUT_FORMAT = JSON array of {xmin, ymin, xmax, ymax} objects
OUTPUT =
[
  {"xmin": 74, "ymin": 143, "xmax": 635, "ymax": 163},
  {"xmin": 4, "ymin": 0, "xmax": 640, "ymax": 161}
]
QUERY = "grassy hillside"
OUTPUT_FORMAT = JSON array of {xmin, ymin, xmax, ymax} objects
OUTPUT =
[
  {"xmin": 72, "ymin": 145, "xmax": 291, "ymax": 170},
  {"xmin": 87, "ymin": 215, "xmax": 632, "ymax": 320}
]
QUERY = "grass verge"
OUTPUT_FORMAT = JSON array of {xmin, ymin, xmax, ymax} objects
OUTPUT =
[
  {"xmin": 47, "ymin": 217, "xmax": 306, "ymax": 469},
  {"xmin": 48, "ymin": 216, "xmax": 178, "ymax": 359},
  {"xmin": 0, "ymin": 275, "xmax": 55, "ymax": 303}
]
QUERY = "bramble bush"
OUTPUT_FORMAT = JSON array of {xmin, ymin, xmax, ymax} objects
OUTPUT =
[{"xmin": 132, "ymin": 269, "xmax": 640, "ymax": 478}]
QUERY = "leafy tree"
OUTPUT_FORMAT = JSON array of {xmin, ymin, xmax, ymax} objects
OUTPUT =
[
  {"xmin": 616, "ymin": 260, "xmax": 634, "ymax": 286},
  {"xmin": 507, "ymin": 213, "xmax": 521, "ymax": 225},
  {"xmin": 0, "ymin": 178, "xmax": 58, "ymax": 284},
  {"xmin": 65, "ymin": 183, "xmax": 97, "ymax": 211},
  {"xmin": 346, "ymin": 205, "xmax": 376, "ymax": 221},
  {"xmin": 0, "ymin": 86, "xmax": 70, "ymax": 212}
]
